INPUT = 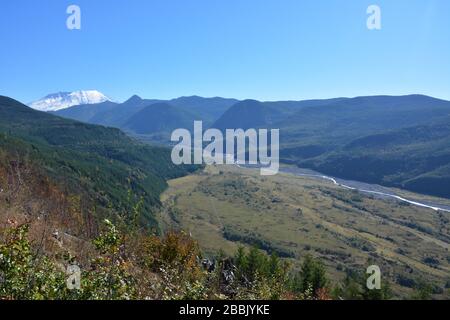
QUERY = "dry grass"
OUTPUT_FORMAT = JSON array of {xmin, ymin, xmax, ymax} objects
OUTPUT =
[{"xmin": 160, "ymin": 164, "xmax": 450, "ymax": 299}]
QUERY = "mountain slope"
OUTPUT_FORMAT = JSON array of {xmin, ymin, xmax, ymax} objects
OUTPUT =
[
  {"xmin": 280, "ymin": 95, "xmax": 450, "ymax": 143},
  {"xmin": 0, "ymin": 95, "xmax": 196, "ymax": 228},
  {"xmin": 123, "ymin": 102, "xmax": 197, "ymax": 135},
  {"xmin": 302, "ymin": 120, "xmax": 450, "ymax": 197},
  {"xmin": 51, "ymin": 100, "xmax": 119, "ymax": 123},
  {"xmin": 90, "ymin": 95, "xmax": 164, "ymax": 127},
  {"xmin": 169, "ymin": 96, "xmax": 238, "ymax": 125},
  {"xmin": 264, "ymin": 97, "xmax": 348, "ymax": 114},
  {"xmin": 212, "ymin": 99, "xmax": 283, "ymax": 131},
  {"xmin": 29, "ymin": 90, "xmax": 110, "ymax": 111},
  {"xmin": 275, "ymin": 95, "xmax": 450, "ymax": 198}
]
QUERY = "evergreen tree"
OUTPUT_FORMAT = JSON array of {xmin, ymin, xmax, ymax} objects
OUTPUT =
[{"xmin": 291, "ymin": 254, "xmax": 329, "ymax": 298}]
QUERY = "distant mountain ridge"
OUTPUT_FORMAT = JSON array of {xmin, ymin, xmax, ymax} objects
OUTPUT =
[
  {"xmin": 52, "ymin": 92, "xmax": 450, "ymax": 197},
  {"xmin": 54, "ymin": 95, "xmax": 238, "ymax": 143},
  {"xmin": 29, "ymin": 90, "xmax": 110, "ymax": 111}
]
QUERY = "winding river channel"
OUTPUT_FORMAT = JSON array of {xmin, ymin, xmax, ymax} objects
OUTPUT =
[{"xmin": 277, "ymin": 166, "xmax": 450, "ymax": 213}]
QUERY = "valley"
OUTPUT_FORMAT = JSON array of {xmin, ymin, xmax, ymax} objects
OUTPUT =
[
  {"xmin": 159, "ymin": 164, "xmax": 450, "ymax": 299},
  {"xmin": 277, "ymin": 166, "xmax": 450, "ymax": 212},
  {"xmin": 3, "ymin": 92, "xmax": 450, "ymax": 299}
]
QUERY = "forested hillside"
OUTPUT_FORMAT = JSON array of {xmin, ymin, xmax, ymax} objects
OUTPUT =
[{"xmin": 0, "ymin": 96, "xmax": 196, "ymax": 229}]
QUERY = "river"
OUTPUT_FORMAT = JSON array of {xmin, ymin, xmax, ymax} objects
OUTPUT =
[
  {"xmin": 235, "ymin": 163, "xmax": 450, "ymax": 213},
  {"xmin": 278, "ymin": 166, "xmax": 450, "ymax": 213}
]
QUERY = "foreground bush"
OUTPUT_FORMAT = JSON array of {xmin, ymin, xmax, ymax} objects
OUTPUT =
[
  {"xmin": 0, "ymin": 219, "xmax": 406, "ymax": 300},
  {"xmin": 0, "ymin": 223, "xmax": 68, "ymax": 299}
]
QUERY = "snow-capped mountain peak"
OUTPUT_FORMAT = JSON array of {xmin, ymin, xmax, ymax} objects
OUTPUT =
[{"xmin": 29, "ymin": 90, "xmax": 110, "ymax": 111}]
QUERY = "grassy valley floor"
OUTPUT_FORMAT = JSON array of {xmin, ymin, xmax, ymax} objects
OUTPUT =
[{"xmin": 159, "ymin": 165, "xmax": 450, "ymax": 299}]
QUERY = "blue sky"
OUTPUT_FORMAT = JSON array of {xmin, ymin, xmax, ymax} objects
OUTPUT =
[{"xmin": 1, "ymin": 0, "xmax": 449, "ymax": 103}]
